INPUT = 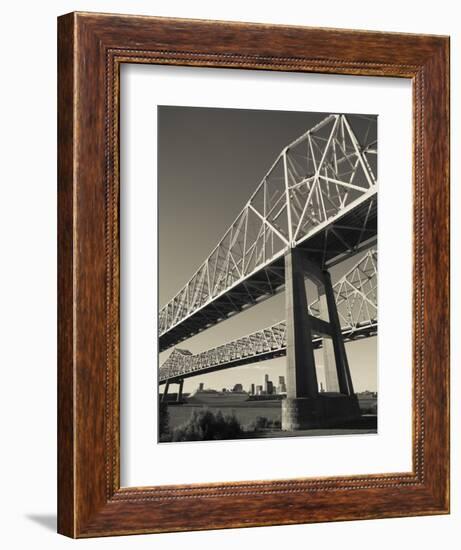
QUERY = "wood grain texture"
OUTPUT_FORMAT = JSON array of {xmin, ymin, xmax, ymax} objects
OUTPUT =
[
  {"xmin": 57, "ymin": 11, "xmax": 450, "ymax": 538},
  {"xmin": 57, "ymin": 12, "xmax": 75, "ymax": 537}
]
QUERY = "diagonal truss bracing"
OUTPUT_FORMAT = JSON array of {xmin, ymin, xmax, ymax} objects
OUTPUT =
[
  {"xmin": 159, "ymin": 114, "xmax": 377, "ymax": 349},
  {"xmin": 159, "ymin": 248, "xmax": 378, "ymax": 383}
]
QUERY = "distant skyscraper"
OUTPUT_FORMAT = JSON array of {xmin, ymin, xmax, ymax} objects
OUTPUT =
[
  {"xmin": 233, "ymin": 383, "xmax": 243, "ymax": 392},
  {"xmin": 266, "ymin": 380, "xmax": 274, "ymax": 395},
  {"xmin": 198, "ymin": 382, "xmax": 204, "ymax": 391},
  {"xmin": 264, "ymin": 374, "xmax": 271, "ymax": 394},
  {"xmin": 256, "ymin": 385, "xmax": 263, "ymax": 396},
  {"xmin": 250, "ymin": 383, "xmax": 255, "ymax": 395},
  {"xmin": 277, "ymin": 375, "xmax": 287, "ymax": 394}
]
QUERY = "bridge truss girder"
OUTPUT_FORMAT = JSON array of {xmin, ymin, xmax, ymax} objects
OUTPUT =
[
  {"xmin": 159, "ymin": 248, "xmax": 377, "ymax": 384},
  {"xmin": 159, "ymin": 114, "xmax": 377, "ymax": 352}
]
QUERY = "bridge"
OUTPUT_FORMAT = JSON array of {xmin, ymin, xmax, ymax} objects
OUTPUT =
[
  {"xmin": 159, "ymin": 113, "xmax": 377, "ymax": 429},
  {"xmin": 159, "ymin": 114, "xmax": 377, "ymax": 352},
  {"xmin": 160, "ymin": 248, "xmax": 377, "ymax": 385}
]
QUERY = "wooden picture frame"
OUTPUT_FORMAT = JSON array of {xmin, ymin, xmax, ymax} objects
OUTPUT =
[{"xmin": 57, "ymin": 12, "xmax": 450, "ymax": 538}]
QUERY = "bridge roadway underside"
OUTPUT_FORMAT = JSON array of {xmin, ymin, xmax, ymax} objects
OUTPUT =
[
  {"xmin": 159, "ymin": 195, "xmax": 377, "ymax": 353},
  {"xmin": 158, "ymin": 324, "xmax": 377, "ymax": 385}
]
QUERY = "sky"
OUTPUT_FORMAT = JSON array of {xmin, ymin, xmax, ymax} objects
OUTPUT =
[{"xmin": 157, "ymin": 106, "xmax": 377, "ymax": 393}]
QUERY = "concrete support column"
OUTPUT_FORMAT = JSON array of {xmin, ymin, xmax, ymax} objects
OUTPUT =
[
  {"xmin": 162, "ymin": 381, "xmax": 170, "ymax": 402},
  {"xmin": 323, "ymin": 270, "xmax": 355, "ymax": 396},
  {"xmin": 318, "ymin": 293, "xmax": 340, "ymax": 392},
  {"xmin": 176, "ymin": 379, "xmax": 184, "ymax": 402},
  {"xmin": 282, "ymin": 248, "xmax": 359, "ymax": 431},
  {"xmin": 322, "ymin": 337, "xmax": 341, "ymax": 392},
  {"xmin": 284, "ymin": 248, "xmax": 318, "ymax": 399}
]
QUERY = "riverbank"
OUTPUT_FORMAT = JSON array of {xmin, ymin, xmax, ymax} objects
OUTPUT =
[{"xmin": 161, "ymin": 401, "xmax": 377, "ymax": 442}]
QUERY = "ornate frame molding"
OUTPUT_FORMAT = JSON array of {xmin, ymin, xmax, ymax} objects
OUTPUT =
[{"xmin": 58, "ymin": 12, "xmax": 449, "ymax": 537}]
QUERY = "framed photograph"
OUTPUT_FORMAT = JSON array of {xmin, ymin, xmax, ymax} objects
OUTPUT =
[{"xmin": 58, "ymin": 12, "xmax": 450, "ymax": 537}]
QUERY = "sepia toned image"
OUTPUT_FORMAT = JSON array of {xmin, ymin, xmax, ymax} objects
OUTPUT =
[
  {"xmin": 54, "ymin": 11, "xmax": 449, "ymax": 537},
  {"xmin": 157, "ymin": 106, "xmax": 377, "ymax": 443}
]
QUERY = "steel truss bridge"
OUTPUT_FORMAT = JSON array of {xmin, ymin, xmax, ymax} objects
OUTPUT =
[
  {"xmin": 159, "ymin": 114, "xmax": 377, "ymax": 352},
  {"xmin": 159, "ymin": 248, "xmax": 377, "ymax": 384},
  {"xmin": 159, "ymin": 113, "xmax": 378, "ymax": 392}
]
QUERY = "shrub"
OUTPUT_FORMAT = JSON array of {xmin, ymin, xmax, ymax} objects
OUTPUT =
[
  {"xmin": 360, "ymin": 403, "xmax": 378, "ymax": 415},
  {"xmin": 253, "ymin": 416, "xmax": 271, "ymax": 430},
  {"xmin": 171, "ymin": 409, "xmax": 243, "ymax": 442},
  {"xmin": 245, "ymin": 415, "xmax": 281, "ymax": 432},
  {"xmin": 158, "ymin": 402, "xmax": 170, "ymax": 438}
]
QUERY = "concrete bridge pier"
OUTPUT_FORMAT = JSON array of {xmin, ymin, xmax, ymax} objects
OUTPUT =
[
  {"xmin": 282, "ymin": 248, "xmax": 360, "ymax": 431},
  {"xmin": 161, "ymin": 380, "xmax": 170, "ymax": 403},
  {"xmin": 176, "ymin": 379, "xmax": 184, "ymax": 402},
  {"xmin": 161, "ymin": 379, "xmax": 184, "ymax": 403}
]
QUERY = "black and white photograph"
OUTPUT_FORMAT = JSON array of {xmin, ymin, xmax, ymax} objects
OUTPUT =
[
  {"xmin": 1, "ymin": 1, "xmax": 454, "ymax": 546},
  {"xmin": 157, "ymin": 107, "xmax": 378, "ymax": 443}
]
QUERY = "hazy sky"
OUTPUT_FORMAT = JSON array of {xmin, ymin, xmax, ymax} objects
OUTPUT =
[{"xmin": 158, "ymin": 106, "xmax": 377, "ymax": 393}]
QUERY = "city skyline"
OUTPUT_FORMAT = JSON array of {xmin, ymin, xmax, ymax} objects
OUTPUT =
[
  {"xmin": 186, "ymin": 372, "xmax": 377, "ymax": 395},
  {"xmin": 191, "ymin": 373, "xmax": 285, "ymax": 395}
]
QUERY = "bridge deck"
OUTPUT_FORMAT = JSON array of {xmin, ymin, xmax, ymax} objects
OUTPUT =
[{"xmin": 159, "ymin": 191, "xmax": 376, "ymax": 351}]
